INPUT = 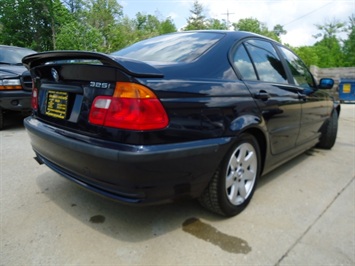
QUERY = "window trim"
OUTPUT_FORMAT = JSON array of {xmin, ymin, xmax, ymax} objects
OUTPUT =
[
  {"xmin": 231, "ymin": 43, "xmax": 259, "ymax": 81},
  {"xmin": 230, "ymin": 37, "xmax": 290, "ymax": 85}
]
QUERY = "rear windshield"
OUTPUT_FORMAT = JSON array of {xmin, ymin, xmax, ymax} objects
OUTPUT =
[{"xmin": 111, "ymin": 32, "xmax": 224, "ymax": 63}]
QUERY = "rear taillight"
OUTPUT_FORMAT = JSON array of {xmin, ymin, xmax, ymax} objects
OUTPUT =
[
  {"xmin": 32, "ymin": 86, "xmax": 38, "ymax": 110},
  {"xmin": 89, "ymin": 82, "xmax": 169, "ymax": 130}
]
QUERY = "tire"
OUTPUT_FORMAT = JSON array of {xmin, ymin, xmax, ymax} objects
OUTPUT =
[
  {"xmin": 199, "ymin": 133, "xmax": 261, "ymax": 217},
  {"xmin": 317, "ymin": 111, "xmax": 338, "ymax": 149}
]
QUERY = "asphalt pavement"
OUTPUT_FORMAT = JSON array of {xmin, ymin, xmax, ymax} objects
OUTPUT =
[{"xmin": 1, "ymin": 105, "xmax": 354, "ymax": 265}]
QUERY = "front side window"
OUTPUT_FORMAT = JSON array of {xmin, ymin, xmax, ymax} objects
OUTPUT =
[
  {"xmin": 279, "ymin": 46, "xmax": 315, "ymax": 88},
  {"xmin": 245, "ymin": 40, "xmax": 287, "ymax": 84}
]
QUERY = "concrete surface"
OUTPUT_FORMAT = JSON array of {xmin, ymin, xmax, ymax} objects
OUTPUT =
[{"xmin": 1, "ymin": 105, "xmax": 354, "ymax": 266}]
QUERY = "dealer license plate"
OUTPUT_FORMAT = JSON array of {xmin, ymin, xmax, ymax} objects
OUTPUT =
[{"xmin": 46, "ymin": 90, "xmax": 68, "ymax": 119}]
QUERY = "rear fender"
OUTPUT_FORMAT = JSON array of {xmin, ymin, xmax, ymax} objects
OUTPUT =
[
  {"xmin": 229, "ymin": 114, "xmax": 262, "ymax": 132},
  {"xmin": 229, "ymin": 114, "xmax": 268, "ymax": 174}
]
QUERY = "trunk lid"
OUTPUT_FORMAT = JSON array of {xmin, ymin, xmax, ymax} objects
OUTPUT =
[{"xmin": 22, "ymin": 51, "xmax": 165, "ymax": 137}]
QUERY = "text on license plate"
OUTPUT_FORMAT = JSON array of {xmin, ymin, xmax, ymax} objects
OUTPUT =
[{"xmin": 46, "ymin": 90, "xmax": 68, "ymax": 119}]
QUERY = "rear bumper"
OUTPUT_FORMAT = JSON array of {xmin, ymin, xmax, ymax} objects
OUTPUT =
[
  {"xmin": 0, "ymin": 90, "xmax": 31, "ymax": 111},
  {"xmin": 24, "ymin": 116, "xmax": 232, "ymax": 204}
]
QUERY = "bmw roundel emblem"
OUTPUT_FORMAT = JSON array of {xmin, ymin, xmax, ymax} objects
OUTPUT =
[{"xmin": 51, "ymin": 68, "xmax": 59, "ymax": 82}]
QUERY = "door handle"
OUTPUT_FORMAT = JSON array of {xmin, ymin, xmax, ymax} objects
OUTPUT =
[{"xmin": 254, "ymin": 91, "xmax": 270, "ymax": 101}]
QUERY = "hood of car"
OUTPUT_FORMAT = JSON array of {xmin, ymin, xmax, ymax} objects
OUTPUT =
[{"xmin": 0, "ymin": 64, "xmax": 27, "ymax": 79}]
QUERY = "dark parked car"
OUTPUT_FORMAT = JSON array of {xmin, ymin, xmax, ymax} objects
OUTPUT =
[
  {"xmin": 22, "ymin": 31, "xmax": 340, "ymax": 217},
  {"xmin": 0, "ymin": 45, "xmax": 36, "ymax": 129}
]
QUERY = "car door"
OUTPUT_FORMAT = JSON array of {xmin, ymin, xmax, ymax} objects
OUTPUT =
[
  {"xmin": 232, "ymin": 39, "xmax": 302, "ymax": 155},
  {"xmin": 277, "ymin": 46, "xmax": 334, "ymax": 146}
]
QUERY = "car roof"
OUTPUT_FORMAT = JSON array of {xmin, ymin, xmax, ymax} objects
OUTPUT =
[{"xmin": 183, "ymin": 30, "xmax": 278, "ymax": 42}]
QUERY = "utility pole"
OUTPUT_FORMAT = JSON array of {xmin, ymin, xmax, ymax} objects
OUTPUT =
[{"xmin": 222, "ymin": 9, "xmax": 235, "ymax": 29}]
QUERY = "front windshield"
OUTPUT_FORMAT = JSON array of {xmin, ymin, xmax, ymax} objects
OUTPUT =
[
  {"xmin": 111, "ymin": 32, "xmax": 224, "ymax": 63},
  {"xmin": 0, "ymin": 47, "xmax": 36, "ymax": 65}
]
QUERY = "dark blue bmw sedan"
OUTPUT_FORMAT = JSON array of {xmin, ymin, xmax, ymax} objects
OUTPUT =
[{"xmin": 23, "ymin": 31, "xmax": 340, "ymax": 217}]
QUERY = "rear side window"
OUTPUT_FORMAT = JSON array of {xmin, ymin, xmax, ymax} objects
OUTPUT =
[
  {"xmin": 233, "ymin": 44, "xmax": 257, "ymax": 80},
  {"xmin": 279, "ymin": 46, "xmax": 315, "ymax": 88},
  {"xmin": 244, "ymin": 40, "xmax": 287, "ymax": 84},
  {"xmin": 111, "ymin": 32, "xmax": 224, "ymax": 63}
]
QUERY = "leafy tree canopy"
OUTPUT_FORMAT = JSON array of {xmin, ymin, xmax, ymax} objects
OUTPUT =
[
  {"xmin": 342, "ymin": 15, "xmax": 355, "ymax": 67},
  {"xmin": 233, "ymin": 17, "xmax": 285, "ymax": 42},
  {"xmin": 0, "ymin": 0, "xmax": 353, "ymax": 68}
]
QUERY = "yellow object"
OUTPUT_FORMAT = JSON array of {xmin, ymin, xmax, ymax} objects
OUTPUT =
[{"xmin": 343, "ymin": 84, "xmax": 351, "ymax": 93}]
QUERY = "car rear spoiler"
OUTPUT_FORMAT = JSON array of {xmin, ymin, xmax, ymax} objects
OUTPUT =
[{"xmin": 22, "ymin": 51, "xmax": 164, "ymax": 78}]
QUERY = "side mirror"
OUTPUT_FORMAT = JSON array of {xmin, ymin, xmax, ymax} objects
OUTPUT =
[{"xmin": 318, "ymin": 78, "xmax": 334, "ymax": 89}]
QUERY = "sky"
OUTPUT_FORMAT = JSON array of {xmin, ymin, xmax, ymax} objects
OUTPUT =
[{"xmin": 119, "ymin": 0, "xmax": 355, "ymax": 47}]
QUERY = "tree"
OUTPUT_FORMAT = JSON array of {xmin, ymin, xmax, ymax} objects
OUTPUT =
[
  {"xmin": 135, "ymin": 12, "xmax": 161, "ymax": 37},
  {"xmin": 312, "ymin": 20, "xmax": 346, "ymax": 67},
  {"xmin": 314, "ymin": 38, "xmax": 343, "ymax": 67},
  {"xmin": 106, "ymin": 14, "xmax": 176, "ymax": 52},
  {"xmin": 159, "ymin": 17, "xmax": 177, "ymax": 34},
  {"xmin": 85, "ymin": 0, "xmax": 123, "ymax": 51},
  {"xmin": 184, "ymin": 1, "xmax": 207, "ymax": 30},
  {"xmin": 56, "ymin": 21, "xmax": 104, "ymax": 51},
  {"xmin": 273, "ymin": 24, "xmax": 287, "ymax": 37},
  {"xmin": 313, "ymin": 19, "xmax": 345, "ymax": 39},
  {"xmin": 233, "ymin": 17, "xmax": 281, "ymax": 41},
  {"xmin": 0, "ymin": 0, "xmax": 73, "ymax": 51},
  {"xmin": 207, "ymin": 18, "xmax": 228, "ymax": 30},
  {"xmin": 342, "ymin": 15, "xmax": 355, "ymax": 67},
  {"xmin": 108, "ymin": 16, "xmax": 138, "ymax": 51},
  {"xmin": 46, "ymin": 0, "xmax": 75, "ymax": 49},
  {"xmin": 62, "ymin": 0, "xmax": 85, "ymax": 16},
  {"xmin": 127, "ymin": 13, "xmax": 176, "ymax": 43},
  {"xmin": 233, "ymin": 17, "xmax": 263, "ymax": 33},
  {"xmin": 294, "ymin": 46, "xmax": 319, "ymax": 67}
]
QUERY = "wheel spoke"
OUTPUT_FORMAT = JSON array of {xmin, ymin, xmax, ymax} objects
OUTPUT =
[
  {"xmin": 228, "ymin": 183, "xmax": 238, "ymax": 203},
  {"xmin": 229, "ymin": 154, "xmax": 238, "ymax": 170},
  {"xmin": 243, "ymin": 150, "xmax": 254, "ymax": 164},
  {"xmin": 238, "ymin": 180, "xmax": 247, "ymax": 199},
  {"xmin": 226, "ymin": 172, "xmax": 235, "ymax": 188},
  {"xmin": 243, "ymin": 169, "xmax": 255, "ymax": 181},
  {"xmin": 238, "ymin": 145, "xmax": 248, "ymax": 162}
]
